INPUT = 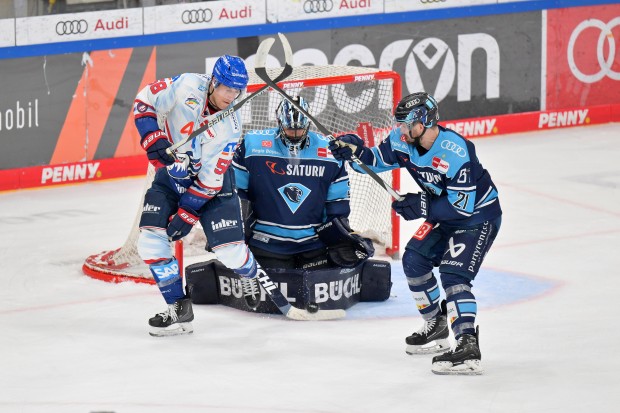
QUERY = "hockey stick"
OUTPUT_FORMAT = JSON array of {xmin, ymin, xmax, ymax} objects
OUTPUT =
[
  {"xmin": 165, "ymin": 34, "xmax": 294, "ymax": 156},
  {"xmin": 255, "ymin": 269, "xmax": 345, "ymax": 321},
  {"xmin": 254, "ymin": 61, "xmax": 404, "ymax": 202}
]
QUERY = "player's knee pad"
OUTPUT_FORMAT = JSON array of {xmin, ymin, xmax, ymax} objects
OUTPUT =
[
  {"xmin": 402, "ymin": 249, "xmax": 434, "ymax": 279},
  {"xmin": 137, "ymin": 228, "xmax": 173, "ymax": 263},
  {"xmin": 212, "ymin": 242, "xmax": 250, "ymax": 270},
  {"xmin": 441, "ymin": 273, "xmax": 477, "ymax": 337}
]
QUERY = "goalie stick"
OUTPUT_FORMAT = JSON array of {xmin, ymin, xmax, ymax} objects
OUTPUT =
[
  {"xmin": 254, "ymin": 56, "xmax": 404, "ymax": 202},
  {"xmin": 165, "ymin": 34, "xmax": 294, "ymax": 156}
]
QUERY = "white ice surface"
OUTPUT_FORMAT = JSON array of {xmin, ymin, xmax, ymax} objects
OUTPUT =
[{"xmin": 1, "ymin": 123, "xmax": 619, "ymax": 413}]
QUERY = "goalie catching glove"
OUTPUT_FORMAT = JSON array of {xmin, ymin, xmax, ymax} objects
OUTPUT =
[{"xmin": 316, "ymin": 217, "xmax": 375, "ymax": 268}]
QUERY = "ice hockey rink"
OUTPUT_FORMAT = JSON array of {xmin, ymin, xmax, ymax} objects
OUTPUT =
[{"xmin": 1, "ymin": 122, "xmax": 618, "ymax": 413}]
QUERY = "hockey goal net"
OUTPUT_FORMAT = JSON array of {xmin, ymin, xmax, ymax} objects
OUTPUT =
[{"xmin": 83, "ymin": 66, "xmax": 401, "ymax": 284}]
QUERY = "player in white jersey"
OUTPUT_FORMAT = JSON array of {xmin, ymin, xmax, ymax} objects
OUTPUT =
[{"xmin": 133, "ymin": 55, "xmax": 263, "ymax": 337}]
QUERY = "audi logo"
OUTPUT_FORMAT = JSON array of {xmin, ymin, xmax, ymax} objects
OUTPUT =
[
  {"xmin": 420, "ymin": 0, "xmax": 447, "ymax": 3},
  {"xmin": 182, "ymin": 8, "xmax": 213, "ymax": 24},
  {"xmin": 567, "ymin": 17, "xmax": 620, "ymax": 83},
  {"xmin": 304, "ymin": 0, "xmax": 334, "ymax": 14},
  {"xmin": 56, "ymin": 20, "xmax": 88, "ymax": 36},
  {"xmin": 440, "ymin": 140, "xmax": 466, "ymax": 157}
]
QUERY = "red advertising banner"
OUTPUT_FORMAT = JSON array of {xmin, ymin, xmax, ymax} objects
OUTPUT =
[
  {"xmin": 0, "ymin": 155, "xmax": 147, "ymax": 191},
  {"xmin": 546, "ymin": 4, "xmax": 620, "ymax": 110}
]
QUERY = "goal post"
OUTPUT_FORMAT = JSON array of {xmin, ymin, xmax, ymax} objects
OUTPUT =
[{"xmin": 83, "ymin": 65, "xmax": 401, "ymax": 284}]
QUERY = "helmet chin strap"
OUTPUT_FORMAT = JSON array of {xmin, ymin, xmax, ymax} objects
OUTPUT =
[{"xmin": 407, "ymin": 125, "xmax": 427, "ymax": 147}]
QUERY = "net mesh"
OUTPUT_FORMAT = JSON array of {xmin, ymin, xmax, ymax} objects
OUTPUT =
[{"xmin": 83, "ymin": 66, "xmax": 400, "ymax": 283}]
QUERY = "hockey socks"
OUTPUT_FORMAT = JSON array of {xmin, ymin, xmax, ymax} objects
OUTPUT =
[
  {"xmin": 445, "ymin": 283, "xmax": 477, "ymax": 337},
  {"xmin": 149, "ymin": 258, "xmax": 185, "ymax": 304},
  {"xmin": 407, "ymin": 271, "xmax": 442, "ymax": 319}
]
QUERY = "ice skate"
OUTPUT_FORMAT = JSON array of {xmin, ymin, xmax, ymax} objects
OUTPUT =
[
  {"xmin": 240, "ymin": 273, "xmax": 261, "ymax": 310},
  {"xmin": 149, "ymin": 297, "xmax": 194, "ymax": 337},
  {"xmin": 431, "ymin": 326, "xmax": 483, "ymax": 375},
  {"xmin": 405, "ymin": 300, "xmax": 449, "ymax": 355}
]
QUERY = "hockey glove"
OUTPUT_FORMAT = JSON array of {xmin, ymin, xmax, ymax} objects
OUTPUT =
[
  {"xmin": 167, "ymin": 151, "xmax": 201, "ymax": 182},
  {"xmin": 328, "ymin": 134, "xmax": 365, "ymax": 161},
  {"xmin": 141, "ymin": 130, "xmax": 175, "ymax": 168},
  {"xmin": 392, "ymin": 192, "xmax": 429, "ymax": 221},
  {"xmin": 316, "ymin": 217, "xmax": 375, "ymax": 268},
  {"xmin": 166, "ymin": 206, "xmax": 200, "ymax": 241}
]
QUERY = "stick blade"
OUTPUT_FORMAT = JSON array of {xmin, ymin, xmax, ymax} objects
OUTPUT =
[
  {"xmin": 277, "ymin": 32, "xmax": 293, "ymax": 66},
  {"xmin": 285, "ymin": 307, "xmax": 346, "ymax": 321},
  {"xmin": 255, "ymin": 37, "xmax": 275, "ymax": 69}
]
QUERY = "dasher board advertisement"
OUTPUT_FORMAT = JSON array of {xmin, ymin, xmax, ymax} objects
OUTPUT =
[
  {"xmin": 385, "ymin": 0, "xmax": 496, "ymax": 13},
  {"xmin": 546, "ymin": 4, "xmax": 620, "ymax": 109},
  {"xmin": 143, "ymin": 0, "xmax": 266, "ymax": 35},
  {"xmin": 15, "ymin": 8, "xmax": 143, "ymax": 46},
  {"xmin": 0, "ymin": 19, "xmax": 15, "ymax": 48},
  {"xmin": 266, "ymin": 0, "xmax": 382, "ymax": 23}
]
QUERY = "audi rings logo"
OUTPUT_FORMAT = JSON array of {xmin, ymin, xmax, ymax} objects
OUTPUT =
[
  {"xmin": 182, "ymin": 8, "xmax": 213, "ymax": 24},
  {"xmin": 304, "ymin": 0, "xmax": 334, "ymax": 14},
  {"xmin": 567, "ymin": 17, "xmax": 620, "ymax": 83},
  {"xmin": 440, "ymin": 141, "xmax": 466, "ymax": 157},
  {"xmin": 56, "ymin": 20, "xmax": 88, "ymax": 36}
]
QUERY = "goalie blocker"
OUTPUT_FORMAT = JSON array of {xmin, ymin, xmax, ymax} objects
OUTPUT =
[{"xmin": 186, "ymin": 259, "xmax": 392, "ymax": 313}]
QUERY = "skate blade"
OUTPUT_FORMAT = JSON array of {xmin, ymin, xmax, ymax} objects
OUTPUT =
[
  {"xmin": 149, "ymin": 322, "xmax": 194, "ymax": 337},
  {"xmin": 431, "ymin": 359, "xmax": 483, "ymax": 375},
  {"xmin": 406, "ymin": 339, "xmax": 450, "ymax": 355}
]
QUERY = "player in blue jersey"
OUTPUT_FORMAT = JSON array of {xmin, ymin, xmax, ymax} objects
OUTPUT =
[
  {"xmin": 232, "ymin": 96, "xmax": 374, "ymax": 271},
  {"xmin": 133, "ymin": 55, "xmax": 264, "ymax": 337},
  {"xmin": 329, "ymin": 92, "xmax": 502, "ymax": 375}
]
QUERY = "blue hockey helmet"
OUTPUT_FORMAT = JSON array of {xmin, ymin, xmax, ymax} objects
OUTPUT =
[
  {"xmin": 276, "ymin": 97, "xmax": 311, "ymax": 154},
  {"xmin": 394, "ymin": 92, "xmax": 439, "ymax": 129},
  {"xmin": 212, "ymin": 55, "xmax": 249, "ymax": 90}
]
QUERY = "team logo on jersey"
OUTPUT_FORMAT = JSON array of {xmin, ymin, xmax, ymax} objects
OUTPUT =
[
  {"xmin": 184, "ymin": 95, "xmax": 200, "ymax": 108},
  {"xmin": 432, "ymin": 156, "xmax": 450, "ymax": 173},
  {"xmin": 136, "ymin": 102, "xmax": 148, "ymax": 113},
  {"xmin": 262, "ymin": 140, "xmax": 272, "ymax": 148},
  {"xmin": 278, "ymin": 183, "xmax": 311, "ymax": 214},
  {"xmin": 266, "ymin": 161, "xmax": 285, "ymax": 175}
]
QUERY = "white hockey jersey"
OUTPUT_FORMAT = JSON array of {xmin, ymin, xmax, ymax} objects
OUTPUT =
[{"xmin": 134, "ymin": 73, "xmax": 243, "ymax": 201}]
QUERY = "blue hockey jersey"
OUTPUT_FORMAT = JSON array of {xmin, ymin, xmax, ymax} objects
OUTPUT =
[
  {"xmin": 354, "ymin": 125, "xmax": 501, "ymax": 227},
  {"xmin": 233, "ymin": 129, "xmax": 350, "ymax": 254}
]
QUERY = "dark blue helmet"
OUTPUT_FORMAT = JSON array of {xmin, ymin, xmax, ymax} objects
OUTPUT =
[
  {"xmin": 394, "ymin": 92, "xmax": 439, "ymax": 128},
  {"xmin": 212, "ymin": 55, "xmax": 249, "ymax": 90}
]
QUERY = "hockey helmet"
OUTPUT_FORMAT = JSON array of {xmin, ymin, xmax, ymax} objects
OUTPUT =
[
  {"xmin": 276, "ymin": 97, "xmax": 311, "ymax": 154},
  {"xmin": 212, "ymin": 55, "xmax": 249, "ymax": 90},
  {"xmin": 394, "ymin": 92, "xmax": 439, "ymax": 129}
]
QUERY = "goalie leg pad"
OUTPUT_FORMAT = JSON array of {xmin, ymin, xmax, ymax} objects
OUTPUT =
[
  {"xmin": 185, "ymin": 261, "xmax": 220, "ymax": 305},
  {"xmin": 360, "ymin": 260, "xmax": 392, "ymax": 302}
]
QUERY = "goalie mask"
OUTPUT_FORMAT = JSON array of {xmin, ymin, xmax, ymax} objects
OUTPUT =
[
  {"xmin": 394, "ymin": 92, "xmax": 439, "ymax": 145},
  {"xmin": 276, "ymin": 97, "xmax": 311, "ymax": 156}
]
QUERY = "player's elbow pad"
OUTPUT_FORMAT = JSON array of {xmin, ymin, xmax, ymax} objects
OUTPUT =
[{"xmin": 135, "ymin": 116, "xmax": 160, "ymax": 140}]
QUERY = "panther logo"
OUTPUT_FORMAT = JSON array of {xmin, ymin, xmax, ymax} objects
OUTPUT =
[{"xmin": 284, "ymin": 185, "xmax": 303, "ymax": 203}]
